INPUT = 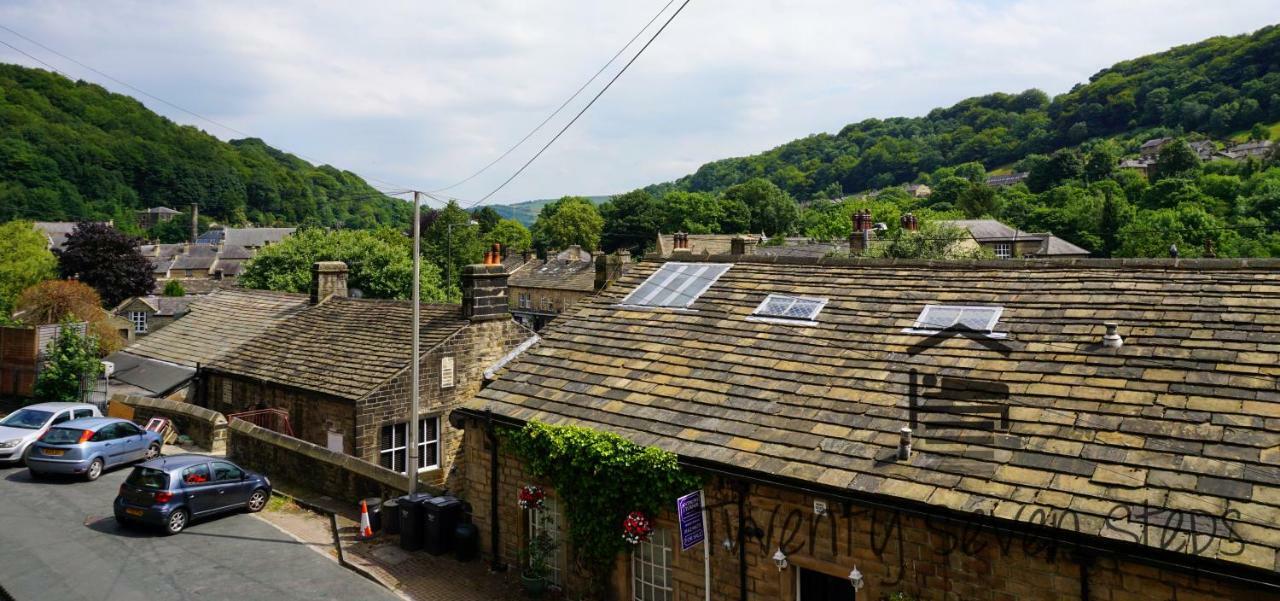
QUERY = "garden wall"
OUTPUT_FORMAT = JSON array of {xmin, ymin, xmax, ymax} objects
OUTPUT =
[{"xmin": 110, "ymin": 393, "xmax": 227, "ymax": 452}]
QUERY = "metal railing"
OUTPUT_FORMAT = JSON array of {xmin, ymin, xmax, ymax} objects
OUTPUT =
[{"xmin": 227, "ymin": 408, "xmax": 295, "ymax": 437}]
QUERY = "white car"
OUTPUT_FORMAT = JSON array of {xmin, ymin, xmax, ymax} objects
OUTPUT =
[{"xmin": 0, "ymin": 403, "xmax": 102, "ymax": 465}]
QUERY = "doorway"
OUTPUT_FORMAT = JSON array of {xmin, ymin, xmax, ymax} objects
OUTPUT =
[{"xmin": 797, "ymin": 567, "xmax": 855, "ymax": 601}]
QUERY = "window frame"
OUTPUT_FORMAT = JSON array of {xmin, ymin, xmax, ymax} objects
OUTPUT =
[
  {"xmin": 632, "ymin": 527, "xmax": 673, "ymax": 601},
  {"xmin": 128, "ymin": 310, "xmax": 148, "ymax": 333},
  {"xmin": 528, "ymin": 496, "xmax": 564, "ymax": 586},
  {"xmin": 211, "ymin": 461, "xmax": 244, "ymax": 482},
  {"xmin": 994, "ymin": 242, "xmax": 1013, "ymax": 259},
  {"xmin": 181, "ymin": 463, "xmax": 212, "ymax": 486},
  {"xmin": 903, "ymin": 304, "xmax": 1007, "ymax": 338},
  {"xmin": 748, "ymin": 293, "xmax": 828, "ymax": 325},
  {"xmin": 618, "ymin": 262, "xmax": 733, "ymax": 309},
  {"xmin": 379, "ymin": 417, "xmax": 441, "ymax": 475}
]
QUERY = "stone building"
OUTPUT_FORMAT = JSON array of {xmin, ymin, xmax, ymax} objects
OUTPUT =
[
  {"xmin": 508, "ymin": 246, "xmax": 628, "ymax": 331},
  {"xmin": 111, "ymin": 295, "xmax": 196, "ymax": 338},
  {"xmin": 937, "ymin": 219, "xmax": 1091, "ymax": 259},
  {"xmin": 456, "ymin": 254, "xmax": 1280, "ymax": 601},
  {"xmin": 202, "ymin": 260, "xmax": 534, "ymax": 488},
  {"xmin": 136, "ymin": 206, "xmax": 181, "ymax": 229}
]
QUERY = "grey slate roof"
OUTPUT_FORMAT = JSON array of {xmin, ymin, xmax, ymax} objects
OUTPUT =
[
  {"xmin": 208, "ymin": 297, "xmax": 470, "ymax": 401},
  {"xmin": 473, "ymin": 255, "xmax": 1280, "ymax": 573},
  {"xmin": 224, "ymin": 227, "xmax": 296, "ymax": 247},
  {"xmin": 122, "ymin": 288, "xmax": 309, "ymax": 368},
  {"xmin": 106, "ymin": 352, "xmax": 196, "ymax": 396},
  {"xmin": 509, "ymin": 247, "xmax": 597, "ymax": 292}
]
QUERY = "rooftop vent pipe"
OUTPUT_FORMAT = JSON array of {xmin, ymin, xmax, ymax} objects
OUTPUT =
[
  {"xmin": 897, "ymin": 426, "xmax": 912, "ymax": 460},
  {"xmin": 1102, "ymin": 322, "xmax": 1123, "ymax": 349}
]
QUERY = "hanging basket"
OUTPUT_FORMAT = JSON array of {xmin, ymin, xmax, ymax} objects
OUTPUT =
[
  {"xmin": 518, "ymin": 485, "xmax": 546, "ymax": 510},
  {"xmin": 622, "ymin": 511, "xmax": 653, "ymax": 545}
]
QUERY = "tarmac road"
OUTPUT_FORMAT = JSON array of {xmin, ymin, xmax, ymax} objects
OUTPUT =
[{"xmin": 0, "ymin": 460, "xmax": 399, "ymax": 601}]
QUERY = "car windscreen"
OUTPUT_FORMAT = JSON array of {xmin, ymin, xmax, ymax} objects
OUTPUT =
[
  {"xmin": 41, "ymin": 427, "xmax": 86, "ymax": 445},
  {"xmin": 0, "ymin": 409, "xmax": 53, "ymax": 430},
  {"xmin": 126, "ymin": 467, "xmax": 169, "ymax": 491}
]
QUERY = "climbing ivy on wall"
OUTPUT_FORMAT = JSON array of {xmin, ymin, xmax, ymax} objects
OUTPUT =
[{"xmin": 499, "ymin": 421, "xmax": 703, "ymax": 590}]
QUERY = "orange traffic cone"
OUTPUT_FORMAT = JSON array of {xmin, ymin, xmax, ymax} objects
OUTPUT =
[{"xmin": 359, "ymin": 499, "xmax": 373, "ymax": 539}]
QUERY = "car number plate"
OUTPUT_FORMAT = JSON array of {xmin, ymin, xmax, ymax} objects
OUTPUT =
[
  {"xmin": 125, "ymin": 508, "xmax": 144, "ymax": 517},
  {"xmin": 41, "ymin": 448, "xmax": 64, "ymax": 456}
]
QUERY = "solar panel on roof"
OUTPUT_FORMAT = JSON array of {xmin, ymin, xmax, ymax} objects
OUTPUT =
[
  {"xmin": 619, "ymin": 263, "xmax": 731, "ymax": 308},
  {"xmin": 910, "ymin": 304, "xmax": 1003, "ymax": 333},
  {"xmin": 751, "ymin": 294, "xmax": 827, "ymax": 322}
]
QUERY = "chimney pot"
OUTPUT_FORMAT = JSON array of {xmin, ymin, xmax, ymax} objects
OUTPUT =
[
  {"xmin": 1102, "ymin": 322, "xmax": 1123, "ymax": 349},
  {"xmin": 310, "ymin": 261, "xmax": 349, "ymax": 305}
]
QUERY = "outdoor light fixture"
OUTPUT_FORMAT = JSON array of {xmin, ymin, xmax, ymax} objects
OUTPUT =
[
  {"xmin": 848, "ymin": 566, "xmax": 864, "ymax": 591},
  {"xmin": 722, "ymin": 538, "xmax": 734, "ymax": 551},
  {"xmin": 772, "ymin": 549, "xmax": 788, "ymax": 571}
]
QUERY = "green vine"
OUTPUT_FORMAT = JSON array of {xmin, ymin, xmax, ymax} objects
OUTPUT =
[{"xmin": 499, "ymin": 421, "xmax": 702, "ymax": 591}]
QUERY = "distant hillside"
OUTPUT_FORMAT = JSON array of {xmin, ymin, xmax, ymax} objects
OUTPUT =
[
  {"xmin": 0, "ymin": 63, "xmax": 409, "ymax": 231},
  {"xmin": 492, "ymin": 195, "xmax": 610, "ymax": 226},
  {"xmin": 649, "ymin": 24, "xmax": 1280, "ymax": 199}
]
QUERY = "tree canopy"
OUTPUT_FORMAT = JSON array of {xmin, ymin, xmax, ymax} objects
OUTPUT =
[
  {"xmin": 531, "ymin": 196, "xmax": 604, "ymax": 253},
  {"xmin": 0, "ymin": 220, "xmax": 56, "ymax": 319},
  {"xmin": 55, "ymin": 222, "xmax": 154, "ymax": 307}
]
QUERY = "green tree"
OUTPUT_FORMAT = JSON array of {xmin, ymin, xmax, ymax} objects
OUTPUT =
[
  {"xmin": 162, "ymin": 280, "xmax": 186, "ymax": 297},
  {"xmin": 723, "ymin": 178, "xmax": 798, "ymax": 235},
  {"xmin": 599, "ymin": 190, "xmax": 662, "ymax": 254},
  {"xmin": 957, "ymin": 183, "xmax": 1000, "ymax": 218},
  {"xmin": 240, "ymin": 228, "xmax": 444, "ymax": 300},
  {"xmin": 1249, "ymin": 123, "xmax": 1270, "ymax": 141},
  {"xmin": 422, "ymin": 200, "xmax": 485, "ymax": 294},
  {"xmin": 471, "ymin": 206, "xmax": 502, "ymax": 233},
  {"xmin": 531, "ymin": 196, "xmax": 604, "ymax": 252},
  {"xmin": 1084, "ymin": 142, "xmax": 1120, "ymax": 182},
  {"xmin": 56, "ymin": 222, "xmax": 155, "ymax": 307},
  {"xmin": 485, "ymin": 219, "xmax": 532, "ymax": 253},
  {"xmin": 32, "ymin": 317, "xmax": 102, "ymax": 403},
  {"xmin": 865, "ymin": 221, "xmax": 989, "ymax": 259},
  {"xmin": 0, "ymin": 221, "xmax": 57, "ymax": 318},
  {"xmin": 1151, "ymin": 139, "xmax": 1202, "ymax": 182}
]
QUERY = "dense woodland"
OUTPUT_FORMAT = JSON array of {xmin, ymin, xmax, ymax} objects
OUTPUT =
[
  {"xmin": 0, "ymin": 64, "xmax": 410, "ymax": 232},
  {"xmin": 592, "ymin": 24, "xmax": 1280, "ymax": 258}
]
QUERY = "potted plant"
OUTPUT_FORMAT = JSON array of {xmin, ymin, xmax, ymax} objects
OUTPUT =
[{"xmin": 520, "ymin": 529, "xmax": 556, "ymax": 597}]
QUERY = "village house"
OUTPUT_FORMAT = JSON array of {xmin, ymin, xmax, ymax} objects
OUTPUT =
[
  {"xmin": 508, "ymin": 246, "xmax": 628, "ymax": 331},
  {"xmin": 104, "ymin": 288, "xmax": 309, "ymax": 399},
  {"xmin": 200, "ymin": 260, "xmax": 534, "ymax": 488},
  {"xmin": 1220, "ymin": 139, "xmax": 1275, "ymax": 160},
  {"xmin": 455, "ymin": 253, "xmax": 1280, "ymax": 601},
  {"xmin": 111, "ymin": 295, "xmax": 196, "ymax": 337},
  {"xmin": 936, "ymin": 219, "xmax": 1091, "ymax": 259},
  {"xmin": 985, "ymin": 172, "xmax": 1029, "ymax": 187},
  {"xmin": 196, "ymin": 225, "xmax": 296, "ymax": 249},
  {"xmin": 135, "ymin": 206, "xmax": 181, "ymax": 229},
  {"xmin": 32, "ymin": 220, "xmax": 113, "ymax": 251}
]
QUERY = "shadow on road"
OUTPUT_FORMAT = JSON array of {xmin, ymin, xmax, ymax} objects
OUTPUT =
[
  {"xmin": 4, "ymin": 468, "xmax": 81, "ymax": 485},
  {"xmin": 86, "ymin": 515, "xmax": 155, "ymax": 539}
]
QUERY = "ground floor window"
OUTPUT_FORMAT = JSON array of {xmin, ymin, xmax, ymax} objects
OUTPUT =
[
  {"xmin": 379, "ymin": 416, "xmax": 440, "ymax": 473},
  {"xmin": 632, "ymin": 527, "xmax": 672, "ymax": 601},
  {"xmin": 528, "ymin": 496, "xmax": 564, "ymax": 586}
]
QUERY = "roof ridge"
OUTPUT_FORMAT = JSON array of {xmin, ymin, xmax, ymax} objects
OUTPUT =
[{"xmin": 647, "ymin": 254, "xmax": 1280, "ymax": 271}]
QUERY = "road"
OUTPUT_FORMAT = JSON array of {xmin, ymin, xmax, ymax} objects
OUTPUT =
[{"xmin": 0, "ymin": 461, "xmax": 400, "ymax": 601}]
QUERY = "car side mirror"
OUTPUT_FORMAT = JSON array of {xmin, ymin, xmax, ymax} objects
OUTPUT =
[{"xmin": 242, "ymin": 473, "xmax": 250, "ymax": 480}]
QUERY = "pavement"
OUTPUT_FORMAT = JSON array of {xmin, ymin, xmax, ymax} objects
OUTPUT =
[{"xmin": 0, "ymin": 459, "xmax": 400, "ymax": 601}]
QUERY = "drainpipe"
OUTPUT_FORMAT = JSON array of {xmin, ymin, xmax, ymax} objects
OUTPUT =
[
  {"xmin": 486, "ymin": 409, "xmax": 505, "ymax": 572},
  {"xmin": 1075, "ymin": 552, "xmax": 1093, "ymax": 601},
  {"xmin": 736, "ymin": 480, "xmax": 748, "ymax": 601}
]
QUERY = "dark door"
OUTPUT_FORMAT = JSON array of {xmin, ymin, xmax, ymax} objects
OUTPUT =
[
  {"xmin": 210, "ymin": 461, "xmax": 251, "ymax": 509},
  {"xmin": 798, "ymin": 567, "xmax": 856, "ymax": 601}
]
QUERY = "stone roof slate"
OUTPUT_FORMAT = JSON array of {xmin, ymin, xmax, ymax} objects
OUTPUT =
[
  {"xmin": 208, "ymin": 297, "xmax": 470, "ymax": 401},
  {"xmin": 473, "ymin": 255, "xmax": 1280, "ymax": 572},
  {"xmin": 123, "ymin": 288, "xmax": 309, "ymax": 367}
]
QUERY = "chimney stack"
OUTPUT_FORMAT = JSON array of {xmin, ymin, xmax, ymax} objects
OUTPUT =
[
  {"xmin": 462, "ymin": 255, "xmax": 509, "ymax": 322},
  {"xmin": 849, "ymin": 210, "xmax": 874, "ymax": 255},
  {"xmin": 730, "ymin": 235, "xmax": 749, "ymax": 256},
  {"xmin": 595, "ymin": 250, "xmax": 629, "ymax": 292},
  {"xmin": 900, "ymin": 213, "xmax": 918, "ymax": 232},
  {"xmin": 191, "ymin": 203, "xmax": 199, "ymax": 244},
  {"xmin": 310, "ymin": 261, "xmax": 348, "ymax": 304}
]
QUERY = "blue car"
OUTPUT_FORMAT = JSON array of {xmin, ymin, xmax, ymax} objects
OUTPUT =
[
  {"xmin": 26, "ymin": 417, "xmax": 163, "ymax": 481},
  {"xmin": 114, "ymin": 455, "xmax": 272, "ymax": 535}
]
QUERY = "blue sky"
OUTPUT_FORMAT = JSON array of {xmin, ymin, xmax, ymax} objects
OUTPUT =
[{"xmin": 0, "ymin": 1, "xmax": 1276, "ymax": 206}]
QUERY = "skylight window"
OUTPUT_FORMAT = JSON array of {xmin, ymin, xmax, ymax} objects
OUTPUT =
[
  {"xmin": 619, "ymin": 263, "xmax": 732, "ymax": 309},
  {"xmin": 906, "ymin": 305, "xmax": 1003, "ymax": 334},
  {"xmin": 749, "ymin": 294, "xmax": 828, "ymax": 324}
]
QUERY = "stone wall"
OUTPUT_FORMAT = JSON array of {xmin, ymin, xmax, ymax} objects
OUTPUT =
[
  {"xmin": 359, "ymin": 317, "xmax": 533, "ymax": 492},
  {"xmin": 205, "ymin": 373, "xmax": 356, "ymax": 454},
  {"xmin": 227, "ymin": 418, "xmax": 427, "ymax": 502},
  {"xmin": 460, "ymin": 416, "xmax": 1275, "ymax": 601},
  {"xmin": 111, "ymin": 393, "xmax": 227, "ymax": 452}
]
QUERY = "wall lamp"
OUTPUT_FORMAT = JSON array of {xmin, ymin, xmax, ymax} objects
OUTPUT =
[{"xmin": 772, "ymin": 548, "xmax": 788, "ymax": 571}]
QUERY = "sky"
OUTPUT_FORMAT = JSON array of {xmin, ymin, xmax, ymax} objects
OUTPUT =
[{"xmin": 0, "ymin": 1, "xmax": 1276, "ymax": 206}]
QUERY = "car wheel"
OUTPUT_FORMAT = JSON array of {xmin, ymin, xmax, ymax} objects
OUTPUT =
[
  {"xmin": 20, "ymin": 445, "xmax": 33, "ymax": 465},
  {"xmin": 85, "ymin": 458, "xmax": 104, "ymax": 482},
  {"xmin": 165, "ymin": 509, "xmax": 189, "ymax": 535},
  {"xmin": 144, "ymin": 443, "xmax": 161, "ymax": 461},
  {"xmin": 246, "ymin": 488, "xmax": 268, "ymax": 513}
]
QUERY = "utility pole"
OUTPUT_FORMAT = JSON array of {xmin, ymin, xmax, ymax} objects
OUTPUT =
[{"xmin": 408, "ymin": 191, "xmax": 421, "ymax": 494}]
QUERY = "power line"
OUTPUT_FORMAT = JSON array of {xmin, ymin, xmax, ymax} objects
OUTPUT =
[
  {"xmin": 0, "ymin": 37, "xmax": 69, "ymax": 77},
  {"xmin": 429, "ymin": 0, "xmax": 677, "ymax": 194},
  {"xmin": 463, "ymin": 0, "xmax": 694, "ymax": 209}
]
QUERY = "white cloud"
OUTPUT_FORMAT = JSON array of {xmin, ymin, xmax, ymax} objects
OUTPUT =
[{"xmin": 0, "ymin": 0, "xmax": 1274, "ymax": 204}]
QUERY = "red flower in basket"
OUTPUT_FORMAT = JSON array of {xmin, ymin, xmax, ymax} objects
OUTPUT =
[
  {"xmin": 622, "ymin": 511, "xmax": 653, "ymax": 545},
  {"xmin": 518, "ymin": 485, "xmax": 546, "ymax": 510}
]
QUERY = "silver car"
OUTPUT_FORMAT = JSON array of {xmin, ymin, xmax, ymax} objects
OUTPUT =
[
  {"xmin": 27, "ymin": 417, "xmax": 163, "ymax": 481},
  {"xmin": 0, "ymin": 402, "xmax": 101, "ymax": 465}
]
